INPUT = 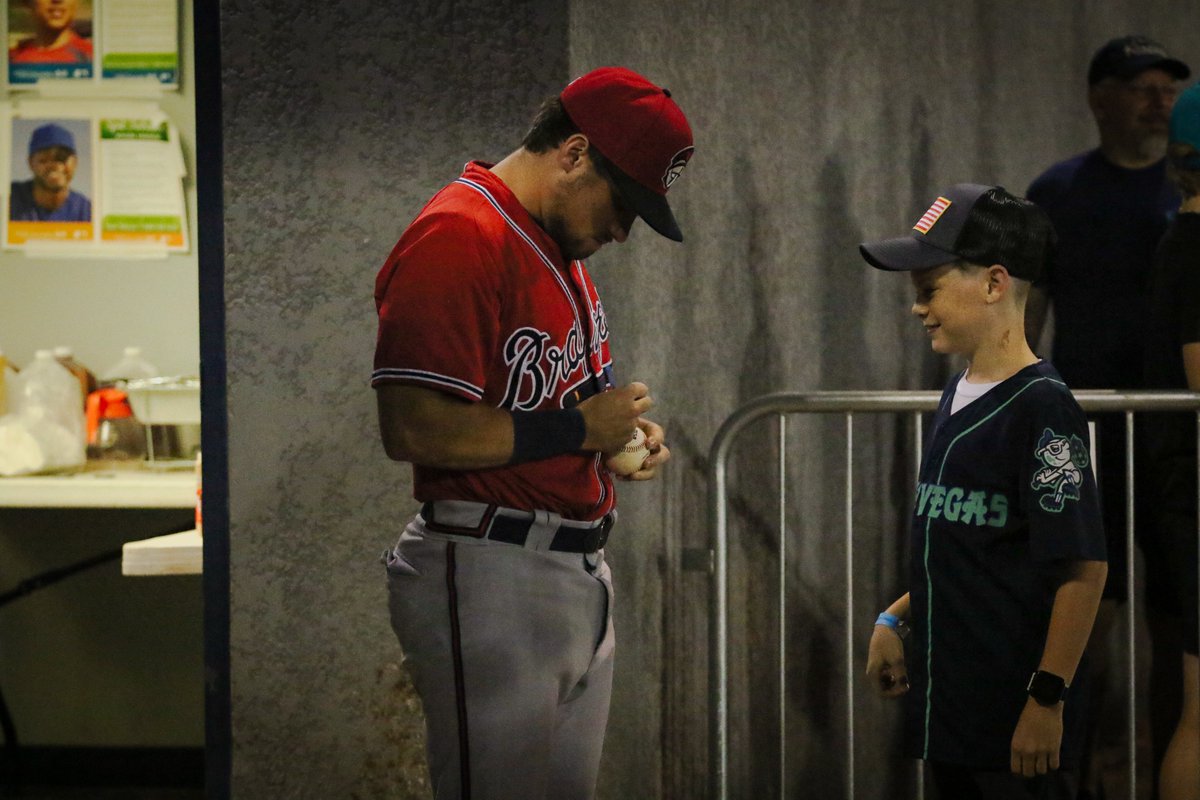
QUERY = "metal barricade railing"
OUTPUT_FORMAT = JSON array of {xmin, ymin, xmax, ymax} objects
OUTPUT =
[{"xmin": 708, "ymin": 390, "xmax": 1200, "ymax": 800}]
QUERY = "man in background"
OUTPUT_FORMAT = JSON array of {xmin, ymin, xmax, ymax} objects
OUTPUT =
[
  {"xmin": 10, "ymin": 123, "xmax": 92, "ymax": 223},
  {"xmin": 1025, "ymin": 34, "xmax": 1191, "ymax": 799}
]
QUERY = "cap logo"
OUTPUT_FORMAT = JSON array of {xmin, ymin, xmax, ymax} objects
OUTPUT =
[
  {"xmin": 1125, "ymin": 42, "xmax": 1167, "ymax": 58},
  {"xmin": 662, "ymin": 146, "xmax": 694, "ymax": 190},
  {"xmin": 913, "ymin": 197, "xmax": 952, "ymax": 234}
]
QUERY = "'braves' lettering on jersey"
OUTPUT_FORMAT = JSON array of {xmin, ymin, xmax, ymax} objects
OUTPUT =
[
  {"xmin": 502, "ymin": 315, "xmax": 609, "ymax": 411},
  {"xmin": 372, "ymin": 162, "xmax": 616, "ymax": 520}
]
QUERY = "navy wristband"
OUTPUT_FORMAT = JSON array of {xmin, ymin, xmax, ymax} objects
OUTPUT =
[{"xmin": 508, "ymin": 408, "xmax": 587, "ymax": 465}]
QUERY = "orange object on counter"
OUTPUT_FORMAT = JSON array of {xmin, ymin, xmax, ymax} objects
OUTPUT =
[
  {"xmin": 85, "ymin": 388, "xmax": 146, "ymax": 460},
  {"xmin": 86, "ymin": 388, "xmax": 132, "ymax": 442}
]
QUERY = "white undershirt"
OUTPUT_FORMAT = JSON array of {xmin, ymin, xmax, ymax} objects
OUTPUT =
[{"xmin": 950, "ymin": 373, "xmax": 1003, "ymax": 414}]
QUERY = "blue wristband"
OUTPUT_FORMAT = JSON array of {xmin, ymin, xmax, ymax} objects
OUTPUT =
[
  {"xmin": 875, "ymin": 612, "xmax": 901, "ymax": 629},
  {"xmin": 508, "ymin": 408, "xmax": 587, "ymax": 465}
]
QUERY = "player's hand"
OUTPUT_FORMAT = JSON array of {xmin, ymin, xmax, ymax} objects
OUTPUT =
[
  {"xmin": 618, "ymin": 418, "xmax": 670, "ymax": 482},
  {"xmin": 579, "ymin": 382, "xmax": 653, "ymax": 453},
  {"xmin": 866, "ymin": 624, "xmax": 909, "ymax": 698},
  {"xmin": 1010, "ymin": 698, "xmax": 1063, "ymax": 777}
]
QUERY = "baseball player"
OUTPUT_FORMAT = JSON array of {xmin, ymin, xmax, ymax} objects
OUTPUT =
[
  {"xmin": 860, "ymin": 184, "xmax": 1107, "ymax": 798},
  {"xmin": 373, "ymin": 67, "xmax": 693, "ymax": 799}
]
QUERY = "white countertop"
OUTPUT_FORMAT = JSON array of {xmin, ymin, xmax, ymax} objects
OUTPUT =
[
  {"xmin": 122, "ymin": 529, "xmax": 202, "ymax": 575},
  {"xmin": 0, "ymin": 465, "xmax": 197, "ymax": 509}
]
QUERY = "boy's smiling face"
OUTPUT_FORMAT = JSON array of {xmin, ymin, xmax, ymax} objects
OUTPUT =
[{"xmin": 909, "ymin": 262, "xmax": 988, "ymax": 356}]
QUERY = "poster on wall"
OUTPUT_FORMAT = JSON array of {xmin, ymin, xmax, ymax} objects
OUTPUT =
[
  {"xmin": 1, "ymin": 101, "xmax": 189, "ymax": 255},
  {"xmin": 6, "ymin": 0, "xmax": 94, "ymax": 85},
  {"xmin": 6, "ymin": 0, "xmax": 177, "ymax": 89},
  {"xmin": 6, "ymin": 115, "xmax": 93, "ymax": 245},
  {"xmin": 98, "ymin": 115, "xmax": 187, "ymax": 249},
  {"xmin": 98, "ymin": 0, "xmax": 177, "ymax": 84}
]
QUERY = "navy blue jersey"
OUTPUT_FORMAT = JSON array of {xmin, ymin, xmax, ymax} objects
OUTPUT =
[
  {"xmin": 903, "ymin": 361, "xmax": 1106, "ymax": 768},
  {"xmin": 9, "ymin": 180, "xmax": 91, "ymax": 222}
]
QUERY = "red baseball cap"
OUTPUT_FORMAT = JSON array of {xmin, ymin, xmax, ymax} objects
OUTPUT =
[{"xmin": 560, "ymin": 66, "xmax": 694, "ymax": 242}]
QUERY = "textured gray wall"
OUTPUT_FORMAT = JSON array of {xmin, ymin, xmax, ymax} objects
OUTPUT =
[
  {"xmin": 220, "ymin": 0, "xmax": 567, "ymax": 796},
  {"xmin": 219, "ymin": 1, "xmax": 1200, "ymax": 798}
]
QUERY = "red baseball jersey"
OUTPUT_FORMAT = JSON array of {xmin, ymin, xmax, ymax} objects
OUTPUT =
[
  {"xmin": 373, "ymin": 162, "xmax": 616, "ymax": 521},
  {"xmin": 9, "ymin": 30, "xmax": 93, "ymax": 64}
]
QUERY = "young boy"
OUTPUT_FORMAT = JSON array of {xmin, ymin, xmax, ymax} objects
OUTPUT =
[{"xmin": 860, "ymin": 183, "xmax": 1108, "ymax": 799}]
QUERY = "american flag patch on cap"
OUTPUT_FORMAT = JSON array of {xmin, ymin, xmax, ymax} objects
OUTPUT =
[{"xmin": 913, "ymin": 197, "xmax": 951, "ymax": 234}]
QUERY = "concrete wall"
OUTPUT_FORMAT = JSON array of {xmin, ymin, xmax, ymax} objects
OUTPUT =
[
  {"xmin": 219, "ymin": 1, "xmax": 568, "ymax": 796},
  {"xmin": 218, "ymin": 1, "xmax": 1200, "ymax": 797}
]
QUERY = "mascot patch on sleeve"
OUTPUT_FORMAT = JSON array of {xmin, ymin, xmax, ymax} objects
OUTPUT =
[{"xmin": 1031, "ymin": 428, "xmax": 1090, "ymax": 513}]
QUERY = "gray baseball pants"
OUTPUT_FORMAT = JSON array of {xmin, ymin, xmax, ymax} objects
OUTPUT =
[{"xmin": 385, "ymin": 515, "xmax": 615, "ymax": 799}]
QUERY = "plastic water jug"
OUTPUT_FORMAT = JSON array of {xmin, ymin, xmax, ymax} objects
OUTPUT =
[
  {"xmin": 0, "ymin": 350, "xmax": 88, "ymax": 472},
  {"xmin": 101, "ymin": 346, "xmax": 158, "ymax": 386},
  {"xmin": 54, "ymin": 345, "xmax": 97, "ymax": 409}
]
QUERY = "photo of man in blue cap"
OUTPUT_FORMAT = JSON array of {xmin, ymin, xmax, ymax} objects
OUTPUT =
[{"xmin": 9, "ymin": 122, "xmax": 92, "ymax": 222}]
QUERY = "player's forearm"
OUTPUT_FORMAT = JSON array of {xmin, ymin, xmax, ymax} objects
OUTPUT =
[
  {"xmin": 377, "ymin": 384, "xmax": 598, "ymax": 469},
  {"xmin": 1037, "ymin": 560, "xmax": 1107, "ymax": 684}
]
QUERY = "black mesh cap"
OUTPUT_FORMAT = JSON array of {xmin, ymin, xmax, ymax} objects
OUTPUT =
[
  {"xmin": 1088, "ymin": 35, "xmax": 1190, "ymax": 85},
  {"xmin": 859, "ymin": 183, "xmax": 1056, "ymax": 283}
]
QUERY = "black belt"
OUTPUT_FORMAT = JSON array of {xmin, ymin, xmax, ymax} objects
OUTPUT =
[{"xmin": 420, "ymin": 501, "xmax": 614, "ymax": 554}]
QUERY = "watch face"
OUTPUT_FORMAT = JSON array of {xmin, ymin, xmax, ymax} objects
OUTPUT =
[{"xmin": 1028, "ymin": 670, "xmax": 1066, "ymax": 705}]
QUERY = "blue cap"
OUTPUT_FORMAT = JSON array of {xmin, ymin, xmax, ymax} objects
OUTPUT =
[
  {"xmin": 1170, "ymin": 84, "xmax": 1200, "ymax": 170},
  {"xmin": 28, "ymin": 123, "xmax": 76, "ymax": 156}
]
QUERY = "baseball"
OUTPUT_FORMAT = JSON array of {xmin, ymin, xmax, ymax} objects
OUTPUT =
[{"xmin": 605, "ymin": 427, "xmax": 649, "ymax": 476}]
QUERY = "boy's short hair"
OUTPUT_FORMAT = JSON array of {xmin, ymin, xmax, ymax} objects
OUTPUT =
[{"xmin": 858, "ymin": 184, "xmax": 1057, "ymax": 284}]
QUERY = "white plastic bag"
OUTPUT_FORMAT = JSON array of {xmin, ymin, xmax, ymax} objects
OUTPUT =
[{"xmin": 0, "ymin": 352, "xmax": 86, "ymax": 475}]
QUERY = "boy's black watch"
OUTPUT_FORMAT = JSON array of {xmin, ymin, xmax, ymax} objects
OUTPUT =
[{"xmin": 1026, "ymin": 670, "xmax": 1068, "ymax": 706}]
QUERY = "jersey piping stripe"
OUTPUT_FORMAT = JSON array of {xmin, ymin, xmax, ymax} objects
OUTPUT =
[
  {"xmin": 921, "ymin": 375, "xmax": 1053, "ymax": 758},
  {"xmin": 457, "ymin": 176, "xmax": 612, "ymax": 506},
  {"xmin": 589, "ymin": 451, "xmax": 609, "ymax": 515},
  {"xmin": 445, "ymin": 542, "xmax": 472, "ymax": 798},
  {"xmin": 571, "ymin": 260, "xmax": 607, "ymax": 381},
  {"xmin": 454, "ymin": 177, "xmax": 589, "ymax": 329},
  {"xmin": 454, "ymin": 177, "xmax": 607, "ymax": 388},
  {"xmin": 455, "ymin": 177, "xmax": 603, "ymax": 382},
  {"xmin": 371, "ymin": 368, "xmax": 485, "ymax": 399}
]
